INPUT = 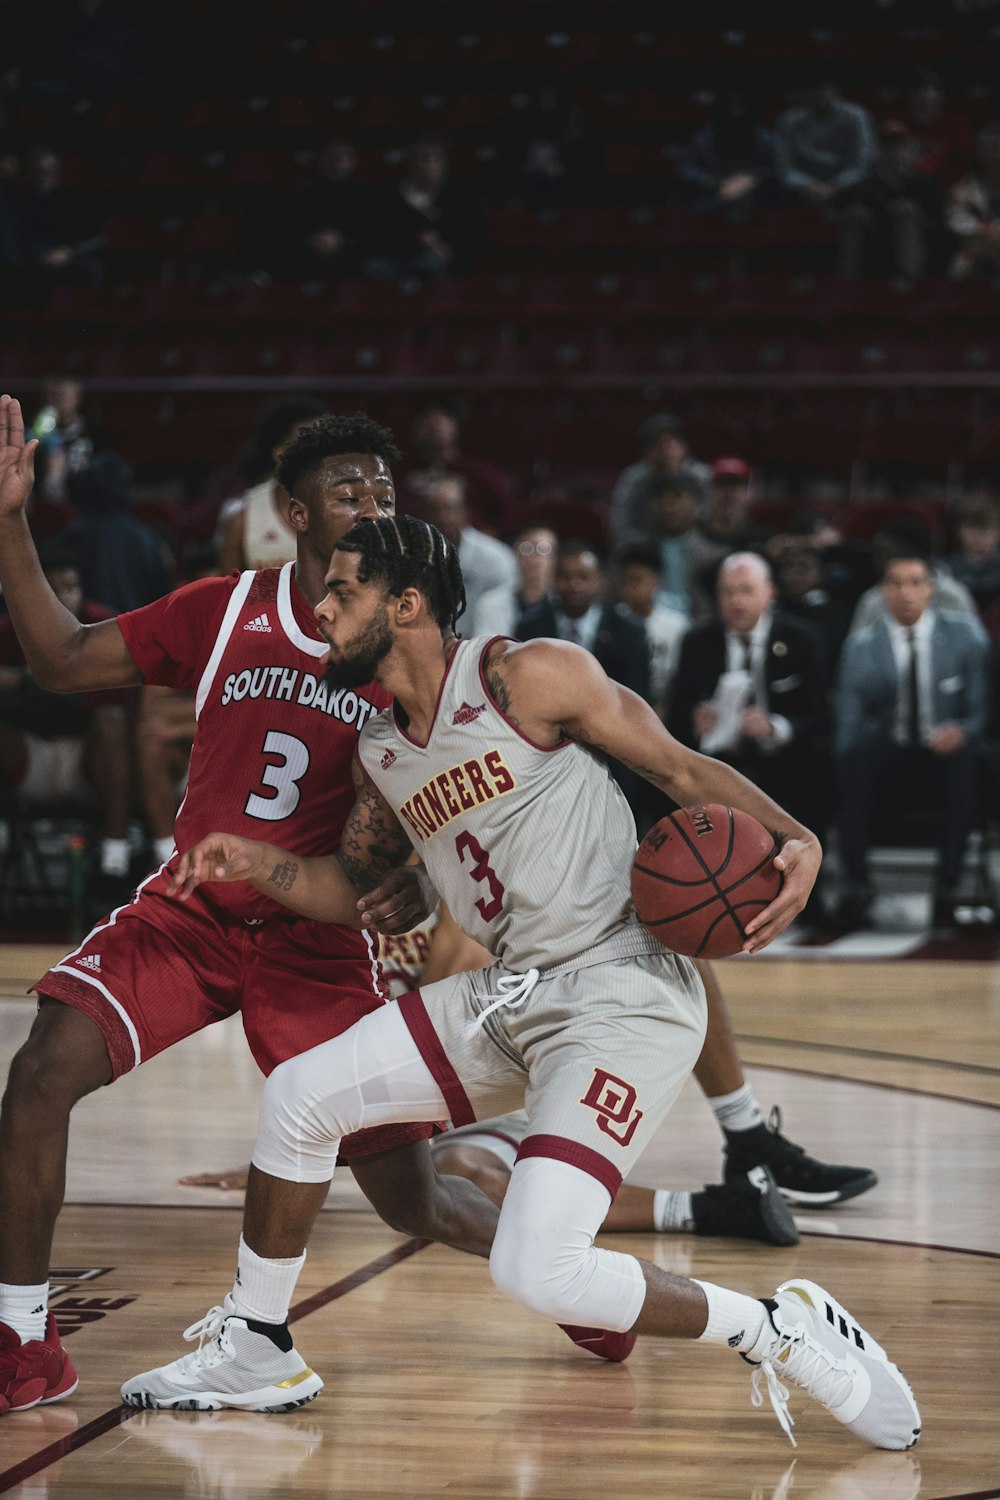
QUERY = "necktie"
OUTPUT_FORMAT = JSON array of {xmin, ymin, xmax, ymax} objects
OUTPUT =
[
  {"xmin": 905, "ymin": 628, "xmax": 920, "ymax": 744},
  {"xmin": 739, "ymin": 634, "xmax": 755, "ymax": 704}
]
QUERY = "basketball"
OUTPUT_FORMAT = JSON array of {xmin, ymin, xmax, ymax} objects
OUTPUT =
[{"xmin": 631, "ymin": 805, "xmax": 782, "ymax": 959}]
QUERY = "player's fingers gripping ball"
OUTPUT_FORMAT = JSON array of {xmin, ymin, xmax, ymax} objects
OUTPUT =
[{"xmin": 631, "ymin": 805, "xmax": 782, "ymax": 958}]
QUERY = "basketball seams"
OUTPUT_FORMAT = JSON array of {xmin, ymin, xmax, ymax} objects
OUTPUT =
[{"xmin": 631, "ymin": 806, "xmax": 781, "ymax": 957}]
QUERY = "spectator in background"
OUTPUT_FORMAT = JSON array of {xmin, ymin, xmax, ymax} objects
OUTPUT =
[
  {"xmin": 51, "ymin": 452, "xmax": 173, "ymax": 613},
  {"xmin": 518, "ymin": 540, "xmax": 651, "ymax": 825},
  {"xmin": 946, "ymin": 496, "xmax": 1000, "ymax": 616},
  {"xmin": 614, "ymin": 545, "xmax": 687, "ymax": 716},
  {"xmin": 669, "ymin": 553, "xmax": 827, "ymax": 861},
  {"xmin": 216, "ymin": 396, "xmax": 329, "ymax": 573},
  {"xmin": 840, "ymin": 120, "xmax": 941, "ymax": 279},
  {"xmin": 0, "ymin": 146, "xmax": 105, "ymax": 287},
  {"xmin": 774, "ymin": 546, "xmax": 853, "ymax": 671},
  {"xmin": 947, "ymin": 123, "xmax": 1000, "ymax": 280},
  {"xmin": 277, "ymin": 140, "xmax": 372, "ymax": 284},
  {"xmin": 0, "ymin": 552, "xmax": 133, "ymax": 889},
  {"xmin": 362, "ymin": 138, "xmax": 483, "ymax": 282},
  {"xmin": 642, "ymin": 474, "xmax": 702, "ymax": 619},
  {"xmin": 416, "ymin": 474, "xmax": 519, "ymax": 636},
  {"xmin": 687, "ymin": 457, "xmax": 772, "ymax": 613},
  {"xmin": 773, "ymin": 83, "xmax": 877, "ymax": 277},
  {"xmin": 903, "ymin": 70, "xmax": 974, "ymax": 188},
  {"xmin": 834, "ymin": 547, "xmax": 990, "ymax": 930},
  {"xmin": 850, "ymin": 517, "xmax": 983, "ymax": 634},
  {"xmin": 397, "ymin": 399, "xmax": 511, "ymax": 530},
  {"xmin": 26, "ymin": 376, "xmax": 108, "ymax": 536},
  {"xmin": 677, "ymin": 91, "xmax": 776, "ymax": 219},
  {"xmin": 609, "ymin": 413, "xmax": 710, "ymax": 549},
  {"xmin": 476, "ymin": 524, "xmax": 557, "ymax": 638}
]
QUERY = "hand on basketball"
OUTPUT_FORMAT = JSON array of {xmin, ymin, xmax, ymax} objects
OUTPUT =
[
  {"xmin": 741, "ymin": 836, "xmax": 822, "ymax": 953},
  {"xmin": 0, "ymin": 396, "xmax": 38, "ymax": 519},
  {"xmin": 357, "ymin": 861, "xmax": 439, "ymax": 936},
  {"xmin": 168, "ymin": 833, "xmax": 266, "ymax": 900}
]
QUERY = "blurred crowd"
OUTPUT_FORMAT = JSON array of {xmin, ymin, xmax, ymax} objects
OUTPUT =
[
  {"xmin": 2, "ymin": 73, "xmax": 1000, "ymax": 288},
  {"xmin": 2, "ymin": 387, "xmax": 999, "ymax": 931}
]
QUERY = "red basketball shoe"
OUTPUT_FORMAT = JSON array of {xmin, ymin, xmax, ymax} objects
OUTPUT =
[
  {"xmin": 559, "ymin": 1324, "xmax": 637, "ymax": 1363},
  {"xmin": 0, "ymin": 1315, "xmax": 79, "ymax": 1412}
]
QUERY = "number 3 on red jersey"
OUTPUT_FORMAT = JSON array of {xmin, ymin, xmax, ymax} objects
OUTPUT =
[
  {"xmin": 455, "ymin": 830, "xmax": 505, "ymax": 922},
  {"xmin": 244, "ymin": 732, "xmax": 311, "ymax": 821}
]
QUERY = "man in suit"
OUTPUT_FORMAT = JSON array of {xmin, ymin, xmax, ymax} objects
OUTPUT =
[
  {"xmin": 834, "ymin": 547, "xmax": 990, "ymax": 928},
  {"xmin": 517, "ymin": 540, "xmax": 652, "ymax": 825},
  {"xmin": 668, "ymin": 553, "xmax": 827, "ymax": 844}
]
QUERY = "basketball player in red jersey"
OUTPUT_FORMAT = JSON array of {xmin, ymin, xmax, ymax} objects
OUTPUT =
[{"xmin": 0, "ymin": 396, "xmax": 508, "ymax": 1414}]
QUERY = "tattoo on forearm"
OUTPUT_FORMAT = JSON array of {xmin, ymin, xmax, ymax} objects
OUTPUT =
[
  {"xmin": 268, "ymin": 859, "xmax": 298, "ymax": 892},
  {"xmin": 340, "ymin": 780, "xmax": 412, "ymax": 893}
]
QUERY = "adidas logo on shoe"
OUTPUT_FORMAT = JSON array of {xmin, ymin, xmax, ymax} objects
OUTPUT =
[
  {"xmin": 75, "ymin": 955, "xmax": 102, "ymax": 973},
  {"xmin": 243, "ymin": 614, "xmax": 272, "ymax": 633}
]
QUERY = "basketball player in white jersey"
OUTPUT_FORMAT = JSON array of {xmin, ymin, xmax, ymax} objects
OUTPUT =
[{"xmin": 125, "ymin": 516, "xmax": 919, "ymax": 1451}]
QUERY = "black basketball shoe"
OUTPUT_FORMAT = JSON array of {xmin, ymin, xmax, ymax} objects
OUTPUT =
[
  {"xmin": 724, "ymin": 1108, "xmax": 878, "ymax": 1207},
  {"xmin": 692, "ymin": 1166, "xmax": 799, "ymax": 1246}
]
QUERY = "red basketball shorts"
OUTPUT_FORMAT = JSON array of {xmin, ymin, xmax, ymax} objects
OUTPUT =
[{"xmin": 34, "ymin": 866, "xmax": 436, "ymax": 1161}]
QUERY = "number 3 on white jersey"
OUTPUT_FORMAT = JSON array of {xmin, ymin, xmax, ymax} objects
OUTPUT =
[{"xmin": 244, "ymin": 731, "xmax": 310, "ymax": 821}]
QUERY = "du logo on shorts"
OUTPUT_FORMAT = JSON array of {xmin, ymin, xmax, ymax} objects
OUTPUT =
[{"xmin": 580, "ymin": 1068, "xmax": 644, "ymax": 1147}]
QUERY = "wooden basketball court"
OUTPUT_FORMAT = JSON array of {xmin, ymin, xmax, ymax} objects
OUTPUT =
[{"xmin": 0, "ymin": 944, "xmax": 997, "ymax": 1499}]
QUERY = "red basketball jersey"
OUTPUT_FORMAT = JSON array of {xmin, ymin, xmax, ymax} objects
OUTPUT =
[{"xmin": 119, "ymin": 563, "xmax": 390, "ymax": 921}]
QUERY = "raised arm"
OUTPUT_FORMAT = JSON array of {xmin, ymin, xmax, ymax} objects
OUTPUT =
[
  {"xmin": 486, "ymin": 639, "xmax": 821, "ymax": 950},
  {"xmin": 169, "ymin": 754, "xmax": 435, "ymax": 934},
  {"xmin": 0, "ymin": 395, "xmax": 142, "ymax": 691}
]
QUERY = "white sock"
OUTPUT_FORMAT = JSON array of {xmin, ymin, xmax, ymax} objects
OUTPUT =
[
  {"xmin": 100, "ymin": 837, "xmax": 130, "ymax": 877},
  {"xmin": 652, "ymin": 1189, "xmax": 694, "ymax": 1233},
  {"xmin": 0, "ymin": 1281, "xmax": 49, "ymax": 1344},
  {"xmin": 230, "ymin": 1235, "xmax": 305, "ymax": 1325},
  {"xmin": 693, "ymin": 1279, "xmax": 769, "ymax": 1354},
  {"xmin": 153, "ymin": 836, "xmax": 175, "ymax": 865},
  {"xmin": 709, "ymin": 1084, "xmax": 764, "ymax": 1136}
]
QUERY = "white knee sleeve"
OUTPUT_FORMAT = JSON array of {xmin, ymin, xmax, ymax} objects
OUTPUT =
[
  {"xmin": 489, "ymin": 1157, "xmax": 647, "ymax": 1332},
  {"xmin": 252, "ymin": 1002, "xmax": 448, "ymax": 1183}
]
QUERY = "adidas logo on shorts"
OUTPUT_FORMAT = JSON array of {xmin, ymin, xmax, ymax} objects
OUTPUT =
[
  {"xmin": 244, "ymin": 613, "xmax": 272, "ymax": 633},
  {"xmin": 75, "ymin": 954, "xmax": 102, "ymax": 973}
]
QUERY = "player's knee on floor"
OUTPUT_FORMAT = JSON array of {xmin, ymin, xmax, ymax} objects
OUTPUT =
[{"xmin": 487, "ymin": 1157, "xmax": 646, "ymax": 1331}]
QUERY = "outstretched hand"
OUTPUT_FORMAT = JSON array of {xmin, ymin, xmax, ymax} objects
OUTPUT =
[
  {"xmin": 0, "ymin": 396, "xmax": 38, "ymax": 519},
  {"xmin": 741, "ymin": 836, "xmax": 821, "ymax": 954},
  {"xmin": 357, "ymin": 862, "xmax": 439, "ymax": 937},
  {"xmin": 167, "ymin": 833, "xmax": 266, "ymax": 901}
]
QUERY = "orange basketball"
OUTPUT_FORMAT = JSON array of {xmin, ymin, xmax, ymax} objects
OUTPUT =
[{"xmin": 631, "ymin": 805, "xmax": 782, "ymax": 958}]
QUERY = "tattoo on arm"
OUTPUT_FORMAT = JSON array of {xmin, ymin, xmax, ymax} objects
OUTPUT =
[
  {"xmin": 483, "ymin": 646, "xmax": 522, "ymax": 728},
  {"xmin": 268, "ymin": 859, "xmax": 299, "ymax": 892},
  {"xmin": 567, "ymin": 725, "xmax": 672, "ymax": 791},
  {"xmin": 339, "ymin": 779, "xmax": 412, "ymax": 894}
]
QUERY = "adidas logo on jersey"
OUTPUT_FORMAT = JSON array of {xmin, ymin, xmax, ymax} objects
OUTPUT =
[
  {"xmin": 75, "ymin": 954, "xmax": 102, "ymax": 973},
  {"xmin": 452, "ymin": 701, "xmax": 487, "ymax": 726},
  {"xmin": 381, "ymin": 749, "xmax": 397, "ymax": 769},
  {"xmin": 243, "ymin": 613, "xmax": 272, "ymax": 633}
]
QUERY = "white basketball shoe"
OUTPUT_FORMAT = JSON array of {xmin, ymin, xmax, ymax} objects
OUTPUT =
[
  {"xmin": 121, "ymin": 1295, "xmax": 323, "ymax": 1413},
  {"xmin": 744, "ymin": 1279, "xmax": 921, "ymax": 1450}
]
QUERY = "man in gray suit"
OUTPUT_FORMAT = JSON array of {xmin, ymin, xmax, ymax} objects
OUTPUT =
[{"xmin": 834, "ymin": 547, "xmax": 990, "ymax": 928}]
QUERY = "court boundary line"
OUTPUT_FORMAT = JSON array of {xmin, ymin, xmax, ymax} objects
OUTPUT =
[
  {"xmin": 735, "ymin": 1032, "xmax": 1000, "ymax": 1077},
  {"xmin": 0, "ymin": 1237, "xmax": 430, "ymax": 1495},
  {"xmin": 743, "ymin": 1058, "xmax": 1000, "ymax": 1111}
]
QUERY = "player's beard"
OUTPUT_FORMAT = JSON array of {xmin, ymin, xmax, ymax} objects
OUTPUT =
[{"xmin": 323, "ymin": 607, "xmax": 395, "ymax": 688}]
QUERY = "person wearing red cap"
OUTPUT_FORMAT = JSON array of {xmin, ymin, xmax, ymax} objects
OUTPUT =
[{"xmin": 687, "ymin": 458, "xmax": 772, "ymax": 612}]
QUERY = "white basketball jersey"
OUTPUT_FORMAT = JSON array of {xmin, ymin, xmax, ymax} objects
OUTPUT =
[
  {"xmin": 360, "ymin": 637, "xmax": 644, "ymax": 972},
  {"xmin": 242, "ymin": 481, "xmax": 297, "ymax": 569}
]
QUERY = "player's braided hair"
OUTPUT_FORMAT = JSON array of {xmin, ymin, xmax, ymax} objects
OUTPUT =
[
  {"xmin": 335, "ymin": 515, "xmax": 467, "ymax": 631},
  {"xmin": 275, "ymin": 412, "xmax": 400, "ymax": 497}
]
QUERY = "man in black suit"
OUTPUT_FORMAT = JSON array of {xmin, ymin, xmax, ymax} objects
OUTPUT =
[
  {"xmin": 669, "ymin": 552, "xmax": 827, "ymax": 843},
  {"xmin": 517, "ymin": 540, "xmax": 652, "ymax": 825}
]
